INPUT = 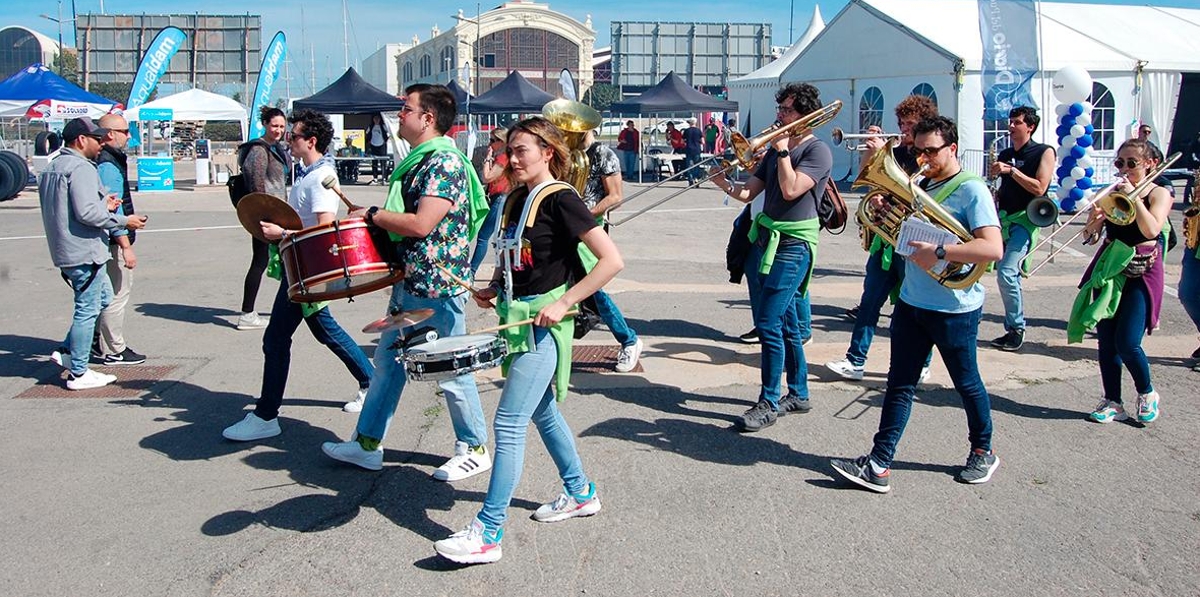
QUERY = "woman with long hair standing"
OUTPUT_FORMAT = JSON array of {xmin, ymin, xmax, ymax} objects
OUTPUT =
[{"xmin": 434, "ymin": 116, "xmax": 623, "ymax": 564}]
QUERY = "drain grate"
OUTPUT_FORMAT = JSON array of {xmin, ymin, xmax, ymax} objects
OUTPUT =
[
  {"xmin": 15, "ymin": 365, "xmax": 179, "ymax": 399},
  {"xmin": 571, "ymin": 345, "xmax": 643, "ymax": 374}
]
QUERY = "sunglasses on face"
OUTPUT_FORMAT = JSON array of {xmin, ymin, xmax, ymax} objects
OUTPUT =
[
  {"xmin": 1113, "ymin": 158, "xmax": 1141, "ymax": 168},
  {"xmin": 913, "ymin": 143, "xmax": 950, "ymax": 157}
]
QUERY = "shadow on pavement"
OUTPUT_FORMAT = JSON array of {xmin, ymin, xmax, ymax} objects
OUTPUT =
[
  {"xmin": 0, "ymin": 333, "xmax": 64, "ymax": 381},
  {"xmin": 135, "ymin": 302, "xmax": 240, "ymax": 328}
]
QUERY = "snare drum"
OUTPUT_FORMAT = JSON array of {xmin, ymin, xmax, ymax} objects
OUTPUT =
[
  {"xmin": 403, "ymin": 334, "xmax": 507, "ymax": 382},
  {"xmin": 279, "ymin": 217, "xmax": 403, "ymax": 302}
]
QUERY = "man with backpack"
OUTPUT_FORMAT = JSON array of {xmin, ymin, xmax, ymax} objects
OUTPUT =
[{"xmin": 230, "ymin": 107, "xmax": 289, "ymax": 331}]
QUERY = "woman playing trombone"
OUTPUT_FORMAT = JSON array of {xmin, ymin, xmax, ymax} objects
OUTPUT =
[{"xmin": 1068, "ymin": 138, "xmax": 1171, "ymax": 424}]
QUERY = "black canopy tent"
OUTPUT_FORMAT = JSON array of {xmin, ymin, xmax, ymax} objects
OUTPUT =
[
  {"xmin": 292, "ymin": 67, "xmax": 403, "ymax": 114},
  {"xmin": 469, "ymin": 71, "xmax": 557, "ymax": 114},
  {"xmin": 445, "ymin": 79, "xmax": 474, "ymax": 110},
  {"xmin": 610, "ymin": 72, "xmax": 738, "ymax": 115}
]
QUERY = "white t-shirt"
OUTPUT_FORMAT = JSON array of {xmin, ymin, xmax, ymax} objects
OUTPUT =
[{"xmin": 289, "ymin": 163, "xmax": 340, "ymax": 228}]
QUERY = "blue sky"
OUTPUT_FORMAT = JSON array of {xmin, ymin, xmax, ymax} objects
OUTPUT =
[{"xmin": 3, "ymin": 0, "xmax": 1196, "ymax": 95}]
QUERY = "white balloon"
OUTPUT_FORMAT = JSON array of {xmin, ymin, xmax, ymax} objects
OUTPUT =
[
  {"xmin": 1080, "ymin": 101, "xmax": 1093, "ymax": 113},
  {"xmin": 1057, "ymin": 145, "xmax": 1072, "ymax": 159},
  {"xmin": 1053, "ymin": 66, "xmax": 1093, "ymax": 104},
  {"xmin": 1055, "ymin": 104, "xmax": 1070, "ymax": 117},
  {"xmin": 1076, "ymin": 113, "xmax": 1092, "ymax": 127},
  {"xmin": 1077, "ymin": 155, "xmax": 1094, "ymax": 170},
  {"xmin": 1071, "ymin": 166, "xmax": 1086, "ymax": 179},
  {"xmin": 1062, "ymin": 176, "xmax": 1076, "ymax": 190},
  {"xmin": 1070, "ymin": 124, "xmax": 1086, "ymax": 138},
  {"xmin": 1062, "ymin": 136, "xmax": 1077, "ymax": 150},
  {"xmin": 1056, "ymin": 185, "xmax": 1070, "ymax": 199}
]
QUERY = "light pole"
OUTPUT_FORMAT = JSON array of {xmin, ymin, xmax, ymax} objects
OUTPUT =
[
  {"xmin": 452, "ymin": 5, "xmax": 482, "ymax": 96},
  {"xmin": 39, "ymin": 1, "xmax": 75, "ymax": 74}
]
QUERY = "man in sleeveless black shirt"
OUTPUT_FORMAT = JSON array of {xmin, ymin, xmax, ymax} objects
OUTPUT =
[{"xmin": 989, "ymin": 106, "xmax": 1054, "ymax": 352}]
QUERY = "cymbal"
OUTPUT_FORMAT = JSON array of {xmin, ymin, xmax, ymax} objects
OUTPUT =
[
  {"xmin": 236, "ymin": 193, "xmax": 303, "ymax": 242},
  {"xmin": 362, "ymin": 308, "xmax": 435, "ymax": 334}
]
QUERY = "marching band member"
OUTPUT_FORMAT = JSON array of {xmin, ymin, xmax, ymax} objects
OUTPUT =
[
  {"xmin": 434, "ymin": 116, "xmax": 623, "ymax": 565},
  {"xmin": 1069, "ymin": 139, "xmax": 1170, "ymax": 423},
  {"xmin": 831, "ymin": 116, "xmax": 1003, "ymax": 493}
]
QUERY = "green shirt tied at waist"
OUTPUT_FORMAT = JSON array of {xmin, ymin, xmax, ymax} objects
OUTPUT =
[
  {"xmin": 1067, "ymin": 240, "xmax": 1135, "ymax": 343},
  {"xmin": 383, "ymin": 136, "xmax": 490, "ymax": 242},
  {"xmin": 266, "ymin": 242, "xmax": 329, "ymax": 318},
  {"xmin": 495, "ymin": 283, "xmax": 575, "ymax": 401},
  {"xmin": 748, "ymin": 214, "xmax": 820, "ymax": 294},
  {"xmin": 998, "ymin": 208, "xmax": 1041, "ymax": 272}
]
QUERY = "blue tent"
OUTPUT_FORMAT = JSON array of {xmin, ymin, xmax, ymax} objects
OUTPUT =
[
  {"xmin": 470, "ymin": 71, "xmax": 556, "ymax": 115},
  {"xmin": 0, "ymin": 63, "xmax": 119, "ymax": 117}
]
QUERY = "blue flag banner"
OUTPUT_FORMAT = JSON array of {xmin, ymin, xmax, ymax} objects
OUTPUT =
[
  {"xmin": 126, "ymin": 26, "xmax": 187, "ymax": 149},
  {"xmin": 978, "ymin": 0, "xmax": 1040, "ymax": 121},
  {"xmin": 248, "ymin": 32, "xmax": 288, "ymax": 140}
]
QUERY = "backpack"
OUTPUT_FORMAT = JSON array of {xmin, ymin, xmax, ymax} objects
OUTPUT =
[
  {"xmin": 817, "ymin": 178, "xmax": 849, "ymax": 234},
  {"xmin": 227, "ymin": 139, "xmax": 273, "ymax": 207}
]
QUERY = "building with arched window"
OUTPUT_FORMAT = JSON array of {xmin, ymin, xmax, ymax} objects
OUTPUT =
[
  {"xmin": 0, "ymin": 26, "xmax": 61, "ymax": 81},
  {"xmin": 396, "ymin": 1, "xmax": 594, "ymax": 99}
]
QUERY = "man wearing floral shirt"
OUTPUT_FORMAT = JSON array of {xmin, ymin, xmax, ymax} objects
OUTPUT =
[{"xmin": 323, "ymin": 84, "xmax": 493, "ymax": 482}]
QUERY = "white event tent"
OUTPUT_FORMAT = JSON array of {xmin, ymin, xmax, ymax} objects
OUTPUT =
[
  {"xmin": 124, "ymin": 88, "xmax": 250, "ymax": 140},
  {"xmin": 740, "ymin": 0, "xmax": 1200, "ymax": 182}
]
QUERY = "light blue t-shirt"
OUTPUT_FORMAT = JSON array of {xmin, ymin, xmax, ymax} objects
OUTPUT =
[{"xmin": 899, "ymin": 177, "xmax": 999, "ymax": 313}]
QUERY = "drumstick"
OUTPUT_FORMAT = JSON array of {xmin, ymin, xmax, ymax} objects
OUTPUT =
[
  {"xmin": 320, "ymin": 175, "xmax": 360, "ymax": 211},
  {"xmin": 435, "ymin": 263, "xmax": 494, "ymax": 307},
  {"xmin": 474, "ymin": 310, "xmax": 579, "ymax": 335}
]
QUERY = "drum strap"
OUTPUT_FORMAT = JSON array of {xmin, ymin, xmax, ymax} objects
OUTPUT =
[{"xmin": 497, "ymin": 180, "xmax": 574, "ymax": 300}]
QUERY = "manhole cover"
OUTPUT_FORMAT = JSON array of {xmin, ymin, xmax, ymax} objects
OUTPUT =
[
  {"xmin": 16, "ymin": 365, "xmax": 178, "ymax": 399},
  {"xmin": 571, "ymin": 345, "xmax": 643, "ymax": 374}
]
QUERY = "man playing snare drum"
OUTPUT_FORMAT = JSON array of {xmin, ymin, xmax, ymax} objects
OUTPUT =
[{"xmin": 322, "ymin": 84, "xmax": 494, "ymax": 482}]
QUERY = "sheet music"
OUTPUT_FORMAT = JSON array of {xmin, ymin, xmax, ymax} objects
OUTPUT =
[{"xmin": 894, "ymin": 217, "xmax": 960, "ymax": 276}]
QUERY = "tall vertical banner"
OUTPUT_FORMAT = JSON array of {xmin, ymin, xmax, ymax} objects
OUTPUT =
[
  {"xmin": 126, "ymin": 26, "xmax": 187, "ymax": 149},
  {"xmin": 247, "ymin": 32, "xmax": 288, "ymax": 140},
  {"xmin": 978, "ymin": 0, "xmax": 1040, "ymax": 121}
]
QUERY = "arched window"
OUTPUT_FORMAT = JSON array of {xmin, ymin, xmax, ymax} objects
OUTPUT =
[
  {"xmin": 1089, "ymin": 82, "xmax": 1115, "ymax": 151},
  {"xmin": 859, "ymin": 87, "xmax": 884, "ymax": 131},
  {"xmin": 440, "ymin": 46, "xmax": 455, "ymax": 73},
  {"xmin": 403, "ymin": 61, "xmax": 413, "ymax": 83},
  {"xmin": 911, "ymin": 83, "xmax": 938, "ymax": 107},
  {"xmin": 419, "ymin": 55, "xmax": 432, "ymax": 78}
]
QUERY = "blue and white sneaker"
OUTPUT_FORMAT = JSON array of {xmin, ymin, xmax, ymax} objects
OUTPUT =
[
  {"xmin": 1136, "ymin": 391, "xmax": 1160, "ymax": 424},
  {"xmin": 533, "ymin": 482, "xmax": 602, "ymax": 522},
  {"xmin": 1089, "ymin": 400, "xmax": 1128, "ymax": 424}
]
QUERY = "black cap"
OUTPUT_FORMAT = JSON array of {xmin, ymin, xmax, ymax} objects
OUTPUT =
[{"xmin": 62, "ymin": 117, "xmax": 109, "ymax": 143}]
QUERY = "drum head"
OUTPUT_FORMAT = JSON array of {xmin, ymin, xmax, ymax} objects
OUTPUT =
[{"xmin": 407, "ymin": 334, "xmax": 499, "ymax": 356}]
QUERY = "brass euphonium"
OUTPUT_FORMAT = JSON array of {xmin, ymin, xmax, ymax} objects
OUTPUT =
[
  {"xmin": 853, "ymin": 139, "xmax": 986, "ymax": 290},
  {"xmin": 542, "ymin": 98, "xmax": 603, "ymax": 194}
]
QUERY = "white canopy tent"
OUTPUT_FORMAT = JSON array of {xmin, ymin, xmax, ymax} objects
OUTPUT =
[
  {"xmin": 124, "ymin": 88, "xmax": 250, "ymax": 140},
  {"xmin": 727, "ymin": 5, "xmax": 825, "ymax": 137},
  {"xmin": 765, "ymin": 0, "xmax": 1200, "ymax": 181}
]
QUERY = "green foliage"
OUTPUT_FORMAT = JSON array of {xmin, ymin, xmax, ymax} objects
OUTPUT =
[
  {"xmin": 52, "ymin": 52, "xmax": 79, "ymax": 85},
  {"xmin": 583, "ymin": 83, "xmax": 620, "ymax": 112}
]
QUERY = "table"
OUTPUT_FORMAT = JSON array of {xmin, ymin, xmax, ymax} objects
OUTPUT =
[{"xmin": 335, "ymin": 155, "xmax": 394, "ymax": 184}]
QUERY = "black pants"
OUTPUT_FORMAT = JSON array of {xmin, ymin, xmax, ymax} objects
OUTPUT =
[{"xmin": 241, "ymin": 236, "xmax": 269, "ymax": 313}]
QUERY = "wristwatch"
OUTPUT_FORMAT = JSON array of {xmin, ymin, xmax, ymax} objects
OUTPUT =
[
  {"xmin": 365, "ymin": 205, "xmax": 380, "ymax": 227},
  {"xmin": 935, "ymin": 244, "xmax": 947, "ymax": 260},
  {"xmin": 776, "ymin": 148, "xmax": 790, "ymax": 161}
]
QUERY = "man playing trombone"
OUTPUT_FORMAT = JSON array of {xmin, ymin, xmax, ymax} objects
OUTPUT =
[
  {"xmin": 990, "ymin": 106, "xmax": 1055, "ymax": 352},
  {"xmin": 831, "ymin": 116, "xmax": 1003, "ymax": 493},
  {"xmin": 710, "ymin": 82, "xmax": 833, "ymax": 432}
]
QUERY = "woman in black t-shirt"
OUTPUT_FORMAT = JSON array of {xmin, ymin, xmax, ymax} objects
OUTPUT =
[{"xmin": 434, "ymin": 116, "xmax": 624, "ymax": 565}]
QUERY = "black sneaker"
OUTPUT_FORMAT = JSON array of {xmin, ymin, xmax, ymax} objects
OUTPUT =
[
  {"xmin": 957, "ymin": 449, "xmax": 999, "ymax": 484},
  {"xmin": 990, "ymin": 330, "xmax": 1024, "ymax": 351},
  {"xmin": 830, "ymin": 455, "xmax": 891, "ymax": 493},
  {"xmin": 842, "ymin": 305, "xmax": 860, "ymax": 322},
  {"xmin": 103, "ymin": 347, "xmax": 147, "ymax": 366},
  {"xmin": 777, "ymin": 394, "xmax": 812, "ymax": 416},
  {"xmin": 738, "ymin": 328, "xmax": 760, "ymax": 344},
  {"xmin": 1191, "ymin": 345, "xmax": 1200, "ymax": 359},
  {"xmin": 739, "ymin": 400, "xmax": 777, "ymax": 432}
]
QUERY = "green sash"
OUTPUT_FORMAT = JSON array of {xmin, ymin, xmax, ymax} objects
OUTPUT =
[
  {"xmin": 495, "ymin": 284, "xmax": 575, "ymax": 401},
  {"xmin": 383, "ymin": 137, "xmax": 489, "ymax": 242},
  {"xmin": 1067, "ymin": 240, "xmax": 1135, "ymax": 343}
]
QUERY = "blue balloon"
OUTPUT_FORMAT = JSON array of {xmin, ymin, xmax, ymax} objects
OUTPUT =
[
  {"xmin": 1056, "ymin": 124, "xmax": 1071, "ymax": 138},
  {"xmin": 1057, "ymin": 165, "xmax": 1071, "ymax": 179},
  {"xmin": 1070, "ymin": 145, "xmax": 1087, "ymax": 159},
  {"xmin": 1076, "ymin": 135, "xmax": 1093, "ymax": 148},
  {"xmin": 1084, "ymin": 167, "xmax": 1095, "ymax": 178},
  {"xmin": 1076, "ymin": 177, "xmax": 1092, "ymax": 189},
  {"xmin": 1061, "ymin": 198, "xmax": 1077, "ymax": 212},
  {"xmin": 1060, "ymin": 114, "xmax": 1076, "ymax": 126},
  {"xmin": 1084, "ymin": 124, "xmax": 1095, "ymax": 135},
  {"xmin": 1069, "ymin": 187, "xmax": 1086, "ymax": 201},
  {"xmin": 1069, "ymin": 103, "xmax": 1084, "ymax": 117}
]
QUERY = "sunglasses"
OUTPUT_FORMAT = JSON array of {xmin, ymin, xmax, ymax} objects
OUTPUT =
[
  {"xmin": 913, "ymin": 143, "xmax": 950, "ymax": 157},
  {"xmin": 1113, "ymin": 158, "xmax": 1141, "ymax": 168},
  {"xmin": 110, "ymin": 128, "xmax": 130, "ymax": 134}
]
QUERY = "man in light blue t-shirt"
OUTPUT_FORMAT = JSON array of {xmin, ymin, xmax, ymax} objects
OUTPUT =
[{"xmin": 830, "ymin": 115, "xmax": 1004, "ymax": 494}]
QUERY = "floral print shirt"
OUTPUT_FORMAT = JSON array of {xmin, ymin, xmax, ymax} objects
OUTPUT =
[{"xmin": 398, "ymin": 150, "xmax": 473, "ymax": 298}]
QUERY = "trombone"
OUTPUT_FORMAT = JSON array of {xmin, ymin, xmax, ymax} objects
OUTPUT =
[
  {"xmin": 607, "ymin": 100, "xmax": 843, "ymax": 226},
  {"xmin": 830, "ymin": 127, "xmax": 902, "ymax": 151},
  {"xmin": 1023, "ymin": 152, "xmax": 1182, "ymax": 277}
]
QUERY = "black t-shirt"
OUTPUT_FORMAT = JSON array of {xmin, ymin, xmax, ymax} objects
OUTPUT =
[
  {"xmin": 502, "ymin": 186, "xmax": 598, "ymax": 296},
  {"xmin": 1105, "ymin": 190, "xmax": 1159, "ymax": 246},
  {"xmin": 995, "ymin": 141, "xmax": 1052, "ymax": 214},
  {"xmin": 893, "ymin": 143, "xmax": 920, "ymax": 175}
]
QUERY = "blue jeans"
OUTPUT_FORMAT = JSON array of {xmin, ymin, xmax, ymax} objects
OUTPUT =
[
  {"xmin": 870, "ymin": 300, "xmax": 993, "ymax": 469},
  {"xmin": 593, "ymin": 289, "xmax": 638, "ymax": 347},
  {"xmin": 470, "ymin": 194, "xmax": 507, "ymax": 276},
  {"xmin": 746, "ymin": 241, "xmax": 810, "ymax": 407},
  {"xmin": 1095, "ymin": 279, "xmax": 1153, "ymax": 402},
  {"xmin": 795, "ymin": 291, "xmax": 812, "ymax": 343},
  {"xmin": 996, "ymin": 223, "xmax": 1032, "ymax": 332},
  {"xmin": 355, "ymin": 288, "xmax": 487, "ymax": 446},
  {"xmin": 683, "ymin": 150, "xmax": 702, "ymax": 183},
  {"xmin": 1180, "ymin": 248, "xmax": 1200, "ymax": 336},
  {"xmin": 847, "ymin": 250, "xmax": 903, "ymax": 366},
  {"xmin": 478, "ymin": 327, "xmax": 588, "ymax": 530},
  {"xmin": 255, "ymin": 279, "xmax": 374, "ymax": 421},
  {"xmin": 61, "ymin": 264, "xmax": 113, "ymax": 376},
  {"xmin": 621, "ymin": 149, "xmax": 638, "ymax": 180}
]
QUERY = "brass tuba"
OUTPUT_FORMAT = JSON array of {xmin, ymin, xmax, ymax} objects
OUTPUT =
[
  {"xmin": 542, "ymin": 99, "xmax": 602, "ymax": 194},
  {"xmin": 853, "ymin": 139, "xmax": 986, "ymax": 290}
]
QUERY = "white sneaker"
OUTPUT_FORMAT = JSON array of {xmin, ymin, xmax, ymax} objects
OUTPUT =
[
  {"xmin": 434, "ymin": 518, "xmax": 503, "ymax": 564},
  {"xmin": 222, "ymin": 412, "xmax": 281, "ymax": 441},
  {"xmin": 49, "ymin": 348, "xmax": 69, "ymax": 369},
  {"xmin": 66, "ymin": 368, "xmax": 117, "ymax": 390},
  {"xmin": 433, "ymin": 441, "xmax": 492, "ymax": 482},
  {"xmin": 1089, "ymin": 399, "xmax": 1129, "ymax": 424},
  {"xmin": 322, "ymin": 440, "xmax": 383, "ymax": 471},
  {"xmin": 918, "ymin": 367, "xmax": 931, "ymax": 384},
  {"xmin": 615, "ymin": 338, "xmax": 643, "ymax": 373},
  {"xmin": 826, "ymin": 358, "xmax": 865, "ymax": 381},
  {"xmin": 343, "ymin": 388, "xmax": 367, "ymax": 413},
  {"xmin": 236, "ymin": 312, "xmax": 268, "ymax": 330},
  {"xmin": 533, "ymin": 482, "xmax": 602, "ymax": 523}
]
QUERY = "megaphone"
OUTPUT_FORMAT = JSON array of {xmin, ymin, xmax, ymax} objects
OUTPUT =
[{"xmin": 1027, "ymin": 196, "xmax": 1060, "ymax": 228}]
